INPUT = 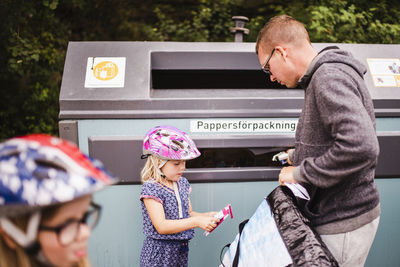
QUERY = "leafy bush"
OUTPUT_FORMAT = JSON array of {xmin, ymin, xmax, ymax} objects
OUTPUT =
[{"xmin": 0, "ymin": 0, "xmax": 398, "ymax": 140}]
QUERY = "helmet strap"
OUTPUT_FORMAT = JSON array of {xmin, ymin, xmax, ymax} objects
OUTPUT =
[
  {"xmin": 0, "ymin": 212, "xmax": 55, "ymax": 266},
  {"xmin": 151, "ymin": 156, "xmax": 183, "ymax": 218},
  {"xmin": 152, "ymin": 156, "xmax": 168, "ymax": 178},
  {"xmin": 0, "ymin": 211, "xmax": 41, "ymax": 249},
  {"xmin": 173, "ymin": 182, "xmax": 183, "ymax": 219},
  {"xmin": 158, "ymin": 159, "xmax": 168, "ymax": 170}
]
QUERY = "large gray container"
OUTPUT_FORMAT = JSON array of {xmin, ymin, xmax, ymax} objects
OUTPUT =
[{"xmin": 59, "ymin": 41, "xmax": 400, "ymax": 267}]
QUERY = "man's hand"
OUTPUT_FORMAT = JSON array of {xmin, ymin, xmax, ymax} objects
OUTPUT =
[{"xmin": 279, "ymin": 166, "xmax": 297, "ymax": 185}]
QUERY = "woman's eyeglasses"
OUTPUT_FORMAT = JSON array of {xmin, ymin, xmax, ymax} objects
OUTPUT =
[
  {"xmin": 39, "ymin": 202, "xmax": 101, "ymax": 246},
  {"xmin": 261, "ymin": 48, "xmax": 276, "ymax": 75}
]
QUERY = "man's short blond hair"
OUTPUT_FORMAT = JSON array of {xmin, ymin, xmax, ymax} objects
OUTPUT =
[{"xmin": 256, "ymin": 15, "xmax": 310, "ymax": 54}]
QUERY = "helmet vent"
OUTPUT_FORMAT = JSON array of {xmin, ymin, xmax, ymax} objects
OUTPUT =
[
  {"xmin": 0, "ymin": 148, "xmax": 20, "ymax": 158},
  {"xmin": 172, "ymin": 140, "xmax": 184, "ymax": 149},
  {"xmin": 33, "ymin": 159, "xmax": 67, "ymax": 180}
]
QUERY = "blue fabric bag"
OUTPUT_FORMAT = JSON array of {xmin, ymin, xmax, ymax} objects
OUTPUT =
[{"xmin": 220, "ymin": 186, "xmax": 338, "ymax": 267}]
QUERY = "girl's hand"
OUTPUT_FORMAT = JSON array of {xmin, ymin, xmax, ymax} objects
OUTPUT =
[
  {"xmin": 206, "ymin": 211, "xmax": 217, "ymax": 217},
  {"xmin": 196, "ymin": 216, "xmax": 220, "ymax": 232}
]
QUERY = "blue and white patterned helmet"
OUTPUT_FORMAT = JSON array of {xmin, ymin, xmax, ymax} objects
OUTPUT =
[{"xmin": 0, "ymin": 134, "xmax": 118, "ymax": 217}]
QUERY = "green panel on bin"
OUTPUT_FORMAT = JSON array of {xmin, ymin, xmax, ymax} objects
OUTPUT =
[
  {"xmin": 365, "ymin": 179, "xmax": 400, "ymax": 267},
  {"xmin": 88, "ymin": 181, "xmax": 279, "ymax": 266},
  {"xmin": 88, "ymin": 179, "xmax": 400, "ymax": 267},
  {"xmin": 80, "ymin": 117, "xmax": 400, "ymax": 266}
]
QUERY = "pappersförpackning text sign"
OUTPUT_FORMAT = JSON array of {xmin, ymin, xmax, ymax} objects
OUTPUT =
[{"xmin": 190, "ymin": 119, "xmax": 298, "ymax": 133}]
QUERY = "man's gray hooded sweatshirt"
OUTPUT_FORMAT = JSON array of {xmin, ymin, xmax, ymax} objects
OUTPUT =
[{"xmin": 293, "ymin": 46, "xmax": 380, "ymax": 234}]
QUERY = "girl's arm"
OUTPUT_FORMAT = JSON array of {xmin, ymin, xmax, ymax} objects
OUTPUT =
[{"xmin": 143, "ymin": 198, "xmax": 219, "ymax": 235}]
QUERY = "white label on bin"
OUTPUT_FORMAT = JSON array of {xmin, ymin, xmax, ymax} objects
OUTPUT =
[
  {"xmin": 84, "ymin": 57, "xmax": 126, "ymax": 88},
  {"xmin": 190, "ymin": 119, "xmax": 298, "ymax": 133},
  {"xmin": 367, "ymin": 58, "xmax": 400, "ymax": 87}
]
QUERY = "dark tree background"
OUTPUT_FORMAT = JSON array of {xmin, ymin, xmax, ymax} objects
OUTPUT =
[{"xmin": 1, "ymin": 0, "xmax": 399, "ymax": 140}]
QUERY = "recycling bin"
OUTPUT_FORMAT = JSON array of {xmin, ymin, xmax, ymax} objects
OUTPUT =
[{"xmin": 59, "ymin": 41, "xmax": 400, "ymax": 267}]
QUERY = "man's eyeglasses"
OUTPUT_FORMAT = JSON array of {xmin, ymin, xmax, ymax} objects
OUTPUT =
[
  {"xmin": 39, "ymin": 202, "xmax": 101, "ymax": 246},
  {"xmin": 262, "ymin": 48, "xmax": 276, "ymax": 75}
]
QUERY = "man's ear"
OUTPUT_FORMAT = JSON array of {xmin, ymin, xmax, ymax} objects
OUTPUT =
[
  {"xmin": 0, "ymin": 224, "xmax": 17, "ymax": 249},
  {"xmin": 275, "ymin": 46, "xmax": 288, "ymax": 61}
]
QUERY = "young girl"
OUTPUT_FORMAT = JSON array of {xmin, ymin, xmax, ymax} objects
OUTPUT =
[
  {"xmin": 140, "ymin": 125, "xmax": 219, "ymax": 267},
  {"xmin": 0, "ymin": 134, "xmax": 118, "ymax": 267}
]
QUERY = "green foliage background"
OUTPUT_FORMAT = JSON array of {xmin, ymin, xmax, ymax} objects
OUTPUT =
[{"xmin": 1, "ymin": 0, "xmax": 399, "ymax": 140}]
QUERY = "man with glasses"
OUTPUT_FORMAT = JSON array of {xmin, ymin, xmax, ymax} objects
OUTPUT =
[{"xmin": 256, "ymin": 15, "xmax": 380, "ymax": 267}]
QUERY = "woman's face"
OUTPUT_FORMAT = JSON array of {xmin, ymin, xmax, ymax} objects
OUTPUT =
[
  {"xmin": 161, "ymin": 160, "xmax": 186, "ymax": 182},
  {"xmin": 38, "ymin": 196, "xmax": 92, "ymax": 267}
]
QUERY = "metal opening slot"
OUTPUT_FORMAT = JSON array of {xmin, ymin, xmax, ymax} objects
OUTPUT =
[
  {"xmin": 187, "ymin": 147, "xmax": 286, "ymax": 168},
  {"xmin": 88, "ymin": 135, "xmax": 295, "ymax": 183},
  {"xmin": 151, "ymin": 52, "xmax": 288, "ymax": 89}
]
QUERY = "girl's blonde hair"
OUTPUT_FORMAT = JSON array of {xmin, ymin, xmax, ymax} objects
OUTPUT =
[
  {"xmin": 0, "ymin": 208, "xmax": 91, "ymax": 267},
  {"xmin": 141, "ymin": 156, "xmax": 165, "ymax": 183}
]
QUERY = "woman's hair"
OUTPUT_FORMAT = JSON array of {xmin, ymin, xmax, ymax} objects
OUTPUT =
[
  {"xmin": 0, "ymin": 215, "xmax": 32, "ymax": 267},
  {"xmin": 256, "ymin": 14, "xmax": 310, "ymax": 54},
  {"xmin": 0, "ymin": 206, "xmax": 91, "ymax": 267},
  {"xmin": 141, "ymin": 156, "xmax": 165, "ymax": 183}
]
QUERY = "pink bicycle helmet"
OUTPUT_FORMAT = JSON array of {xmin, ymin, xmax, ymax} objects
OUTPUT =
[{"xmin": 142, "ymin": 125, "xmax": 200, "ymax": 160}]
